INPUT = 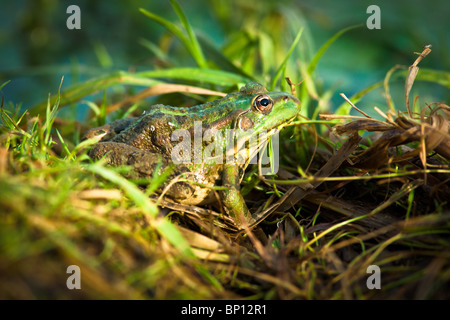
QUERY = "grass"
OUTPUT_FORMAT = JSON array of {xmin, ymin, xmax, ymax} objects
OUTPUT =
[{"xmin": 1, "ymin": 1, "xmax": 449, "ymax": 299}]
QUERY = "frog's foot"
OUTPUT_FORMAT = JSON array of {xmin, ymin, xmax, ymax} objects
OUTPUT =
[
  {"xmin": 221, "ymin": 187, "xmax": 256, "ymax": 227},
  {"xmin": 220, "ymin": 164, "xmax": 257, "ymax": 229}
]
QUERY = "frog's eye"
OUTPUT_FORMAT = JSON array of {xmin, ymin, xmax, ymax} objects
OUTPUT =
[{"xmin": 252, "ymin": 94, "xmax": 273, "ymax": 114}]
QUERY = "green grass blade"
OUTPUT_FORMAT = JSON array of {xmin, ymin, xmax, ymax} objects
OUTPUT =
[
  {"xmin": 197, "ymin": 34, "xmax": 255, "ymax": 80},
  {"xmin": 139, "ymin": 38, "xmax": 174, "ymax": 65},
  {"xmin": 84, "ymin": 101, "xmax": 101, "ymax": 117},
  {"xmin": 307, "ymin": 24, "xmax": 362, "ymax": 74},
  {"xmin": 157, "ymin": 219, "xmax": 195, "ymax": 258},
  {"xmin": 30, "ymin": 71, "xmax": 162, "ymax": 116},
  {"xmin": 270, "ymin": 27, "xmax": 303, "ymax": 90},
  {"xmin": 0, "ymin": 80, "xmax": 11, "ymax": 91},
  {"xmin": 146, "ymin": 164, "xmax": 175, "ymax": 196},
  {"xmin": 335, "ymin": 80, "xmax": 383, "ymax": 115},
  {"xmin": 55, "ymin": 129, "xmax": 72, "ymax": 160},
  {"xmin": 30, "ymin": 68, "xmax": 252, "ymax": 116},
  {"xmin": 83, "ymin": 163, "xmax": 158, "ymax": 217},
  {"xmin": 299, "ymin": 60, "xmax": 319, "ymax": 100},
  {"xmin": 93, "ymin": 42, "xmax": 113, "ymax": 68},
  {"xmin": 335, "ymin": 67, "xmax": 449, "ymax": 115},
  {"xmin": 83, "ymin": 163, "xmax": 194, "ymax": 258},
  {"xmin": 410, "ymin": 68, "xmax": 450, "ymax": 88},
  {"xmin": 258, "ymin": 31, "xmax": 275, "ymax": 75},
  {"xmin": 140, "ymin": 7, "xmax": 207, "ymax": 68},
  {"xmin": 138, "ymin": 68, "xmax": 252, "ymax": 86},
  {"xmin": 169, "ymin": 0, "xmax": 207, "ymax": 68},
  {"xmin": 139, "ymin": 8, "xmax": 189, "ymax": 48},
  {"xmin": 44, "ymin": 78, "xmax": 62, "ymax": 146}
]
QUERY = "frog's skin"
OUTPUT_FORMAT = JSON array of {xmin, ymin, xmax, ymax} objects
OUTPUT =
[{"xmin": 85, "ymin": 82, "xmax": 300, "ymax": 228}]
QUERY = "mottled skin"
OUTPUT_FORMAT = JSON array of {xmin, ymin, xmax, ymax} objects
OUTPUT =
[{"xmin": 85, "ymin": 83, "xmax": 300, "ymax": 228}]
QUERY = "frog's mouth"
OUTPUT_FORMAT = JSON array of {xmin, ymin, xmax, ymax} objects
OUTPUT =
[
  {"xmin": 231, "ymin": 126, "xmax": 280, "ymax": 173},
  {"xmin": 231, "ymin": 116, "xmax": 286, "ymax": 169}
]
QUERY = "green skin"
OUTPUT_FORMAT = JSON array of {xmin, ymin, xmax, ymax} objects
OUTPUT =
[{"xmin": 86, "ymin": 82, "xmax": 300, "ymax": 228}]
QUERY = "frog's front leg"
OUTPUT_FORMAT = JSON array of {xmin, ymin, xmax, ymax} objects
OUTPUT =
[{"xmin": 220, "ymin": 164, "xmax": 256, "ymax": 228}]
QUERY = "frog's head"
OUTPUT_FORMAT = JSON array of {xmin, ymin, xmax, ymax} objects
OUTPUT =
[
  {"xmin": 234, "ymin": 82, "xmax": 300, "ymax": 132},
  {"xmin": 228, "ymin": 82, "xmax": 301, "ymax": 170}
]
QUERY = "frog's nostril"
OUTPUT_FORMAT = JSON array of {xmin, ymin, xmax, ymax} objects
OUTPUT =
[
  {"xmin": 282, "ymin": 95, "xmax": 300, "ymax": 104},
  {"xmin": 282, "ymin": 96, "xmax": 290, "ymax": 102},
  {"xmin": 291, "ymin": 96, "xmax": 300, "ymax": 104}
]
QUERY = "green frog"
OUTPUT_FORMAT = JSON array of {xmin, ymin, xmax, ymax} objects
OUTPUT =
[{"xmin": 85, "ymin": 82, "xmax": 300, "ymax": 229}]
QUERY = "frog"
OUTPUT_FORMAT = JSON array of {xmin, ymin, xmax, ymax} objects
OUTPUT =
[{"xmin": 84, "ymin": 82, "xmax": 300, "ymax": 229}]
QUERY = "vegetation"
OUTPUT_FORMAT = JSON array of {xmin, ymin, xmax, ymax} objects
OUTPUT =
[{"xmin": 0, "ymin": 0, "xmax": 449, "ymax": 299}]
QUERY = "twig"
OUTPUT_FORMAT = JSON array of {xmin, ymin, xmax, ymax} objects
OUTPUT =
[
  {"xmin": 339, "ymin": 93, "xmax": 372, "ymax": 118},
  {"xmin": 405, "ymin": 45, "xmax": 432, "ymax": 117}
]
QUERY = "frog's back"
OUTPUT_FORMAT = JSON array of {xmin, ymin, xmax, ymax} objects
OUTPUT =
[
  {"xmin": 107, "ymin": 83, "xmax": 268, "ymax": 155},
  {"xmin": 110, "ymin": 105, "xmax": 179, "ymax": 154}
]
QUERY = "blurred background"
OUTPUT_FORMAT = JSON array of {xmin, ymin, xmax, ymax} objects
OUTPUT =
[{"xmin": 0, "ymin": 0, "xmax": 448, "ymax": 118}]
